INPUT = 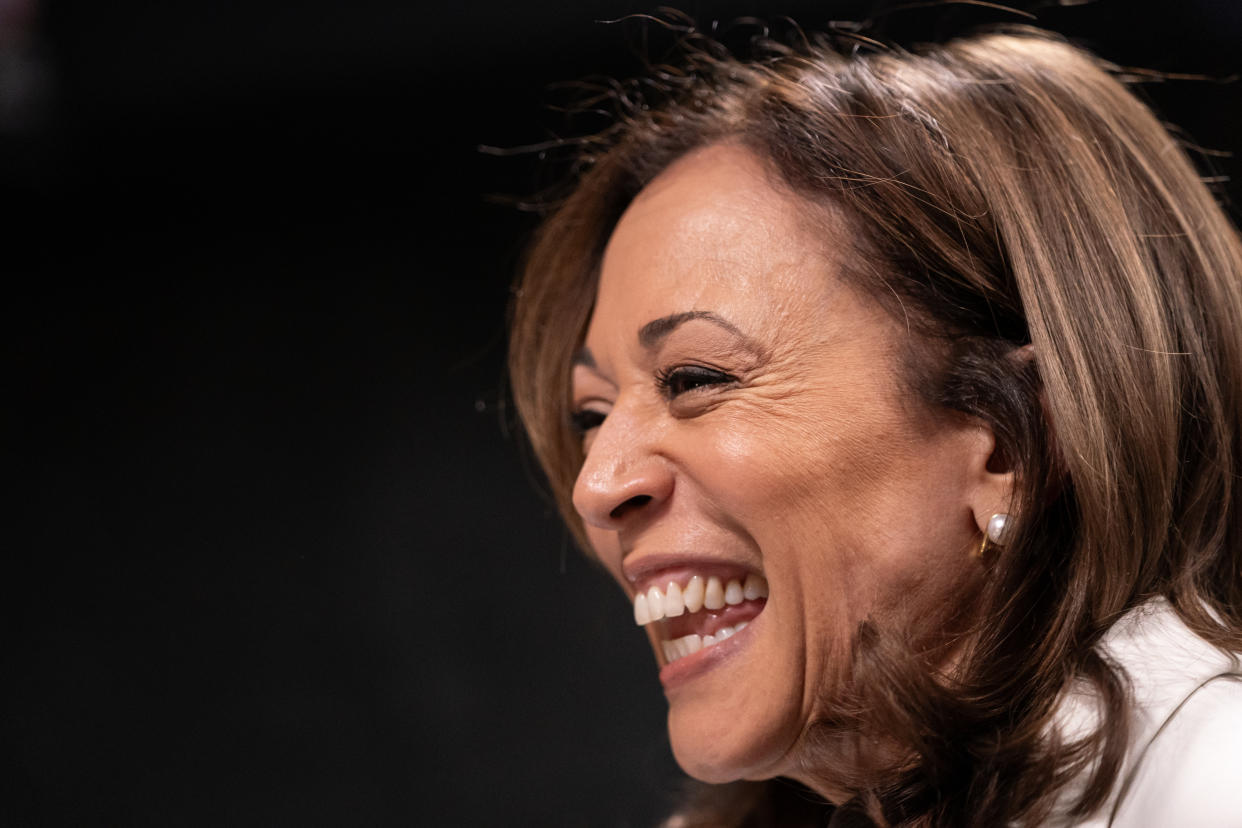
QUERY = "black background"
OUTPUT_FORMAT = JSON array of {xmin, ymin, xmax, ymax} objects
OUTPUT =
[{"xmin": 7, "ymin": 1, "xmax": 1240, "ymax": 826}]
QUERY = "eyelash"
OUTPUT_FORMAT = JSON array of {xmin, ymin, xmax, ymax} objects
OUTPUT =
[
  {"xmin": 570, "ymin": 365, "xmax": 736, "ymax": 436},
  {"xmin": 655, "ymin": 364, "xmax": 736, "ymax": 398},
  {"xmin": 569, "ymin": 409, "xmax": 606, "ymax": 435}
]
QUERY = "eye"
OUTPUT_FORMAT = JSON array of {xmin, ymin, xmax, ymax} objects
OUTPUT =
[
  {"xmin": 569, "ymin": 408, "xmax": 607, "ymax": 435},
  {"xmin": 655, "ymin": 365, "xmax": 736, "ymax": 398}
]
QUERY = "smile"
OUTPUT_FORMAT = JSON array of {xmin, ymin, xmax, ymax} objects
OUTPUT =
[{"xmin": 633, "ymin": 574, "xmax": 769, "ymax": 664}]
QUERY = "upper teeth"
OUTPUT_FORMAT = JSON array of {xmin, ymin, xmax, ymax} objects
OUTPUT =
[{"xmin": 633, "ymin": 574, "xmax": 768, "ymax": 626}]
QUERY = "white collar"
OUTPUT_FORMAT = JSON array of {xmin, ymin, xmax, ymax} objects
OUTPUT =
[{"xmin": 1047, "ymin": 598, "xmax": 1240, "ymax": 826}]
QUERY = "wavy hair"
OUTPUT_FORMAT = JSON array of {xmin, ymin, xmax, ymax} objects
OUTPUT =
[{"xmin": 508, "ymin": 23, "xmax": 1242, "ymax": 827}]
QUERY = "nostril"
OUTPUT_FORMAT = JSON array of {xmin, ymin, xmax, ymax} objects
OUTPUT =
[{"xmin": 610, "ymin": 494, "xmax": 652, "ymax": 521}]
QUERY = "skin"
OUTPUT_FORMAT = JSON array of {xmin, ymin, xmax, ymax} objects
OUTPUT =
[{"xmin": 569, "ymin": 143, "xmax": 1011, "ymax": 800}]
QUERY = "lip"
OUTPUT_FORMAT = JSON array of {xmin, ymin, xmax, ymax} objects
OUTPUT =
[{"xmin": 657, "ymin": 611, "xmax": 759, "ymax": 691}]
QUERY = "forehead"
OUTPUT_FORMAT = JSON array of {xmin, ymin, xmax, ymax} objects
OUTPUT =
[{"xmin": 592, "ymin": 143, "xmax": 851, "ymax": 347}]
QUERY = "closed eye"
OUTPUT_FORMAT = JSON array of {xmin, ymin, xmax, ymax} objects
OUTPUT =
[
  {"xmin": 569, "ymin": 408, "xmax": 607, "ymax": 435},
  {"xmin": 656, "ymin": 365, "xmax": 736, "ymax": 398}
]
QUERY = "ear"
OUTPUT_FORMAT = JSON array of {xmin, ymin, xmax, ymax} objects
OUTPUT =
[
  {"xmin": 967, "ymin": 343, "xmax": 1041, "ymax": 542},
  {"xmin": 966, "ymin": 421, "xmax": 1016, "ymax": 543}
]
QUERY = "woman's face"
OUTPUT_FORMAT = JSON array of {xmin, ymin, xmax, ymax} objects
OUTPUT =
[{"xmin": 570, "ymin": 144, "xmax": 1001, "ymax": 794}]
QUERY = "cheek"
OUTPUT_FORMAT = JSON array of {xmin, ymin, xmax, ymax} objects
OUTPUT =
[
  {"xmin": 700, "ymin": 402, "xmax": 907, "ymax": 533},
  {"xmin": 692, "ymin": 404, "xmax": 972, "ymax": 617}
]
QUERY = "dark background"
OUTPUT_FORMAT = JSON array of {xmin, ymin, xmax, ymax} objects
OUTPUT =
[{"xmin": 6, "ymin": 1, "xmax": 1240, "ymax": 825}]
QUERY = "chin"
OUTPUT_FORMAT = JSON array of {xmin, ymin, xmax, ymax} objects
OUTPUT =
[
  {"xmin": 667, "ymin": 707, "xmax": 796, "ymax": 784},
  {"xmin": 658, "ymin": 614, "xmax": 809, "ymax": 785}
]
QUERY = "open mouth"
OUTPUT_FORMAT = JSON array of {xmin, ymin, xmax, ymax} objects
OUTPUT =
[{"xmin": 633, "ymin": 573, "xmax": 768, "ymax": 665}]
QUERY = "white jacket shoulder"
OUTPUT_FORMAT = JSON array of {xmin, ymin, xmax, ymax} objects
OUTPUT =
[{"xmin": 1111, "ymin": 676, "xmax": 1242, "ymax": 827}]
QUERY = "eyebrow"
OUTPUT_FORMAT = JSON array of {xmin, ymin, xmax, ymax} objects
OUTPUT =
[
  {"xmin": 638, "ymin": 310, "xmax": 748, "ymax": 349},
  {"xmin": 572, "ymin": 347, "xmax": 596, "ymax": 369},
  {"xmin": 571, "ymin": 310, "xmax": 758, "ymax": 370}
]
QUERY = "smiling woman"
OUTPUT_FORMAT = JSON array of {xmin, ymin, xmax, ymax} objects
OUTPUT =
[
  {"xmin": 509, "ymin": 24, "xmax": 1242, "ymax": 828},
  {"xmin": 570, "ymin": 144, "xmax": 1002, "ymax": 796}
]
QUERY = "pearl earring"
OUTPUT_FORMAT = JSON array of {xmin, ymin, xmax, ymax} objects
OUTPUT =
[{"xmin": 975, "ymin": 513, "xmax": 1010, "ymax": 558}]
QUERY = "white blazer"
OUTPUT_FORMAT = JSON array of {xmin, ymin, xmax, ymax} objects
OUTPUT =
[{"xmin": 1049, "ymin": 599, "xmax": 1242, "ymax": 826}]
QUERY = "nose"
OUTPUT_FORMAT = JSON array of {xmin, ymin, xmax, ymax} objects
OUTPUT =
[{"xmin": 571, "ymin": 401, "xmax": 674, "ymax": 532}]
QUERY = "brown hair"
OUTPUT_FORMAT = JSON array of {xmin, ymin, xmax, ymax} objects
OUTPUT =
[{"xmin": 508, "ymin": 23, "xmax": 1242, "ymax": 827}]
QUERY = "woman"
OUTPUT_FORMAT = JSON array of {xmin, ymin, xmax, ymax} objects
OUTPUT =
[{"xmin": 509, "ymin": 24, "xmax": 1242, "ymax": 827}]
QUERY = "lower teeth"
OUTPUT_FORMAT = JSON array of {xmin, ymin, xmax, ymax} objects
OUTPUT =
[{"xmin": 661, "ymin": 622, "xmax": 750, "ymax": 664}]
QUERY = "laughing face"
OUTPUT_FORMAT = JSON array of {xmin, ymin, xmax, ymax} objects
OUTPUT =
[{"xmin": 569, "ymin": 144, "xmax": 1006, "ymax": 797}]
